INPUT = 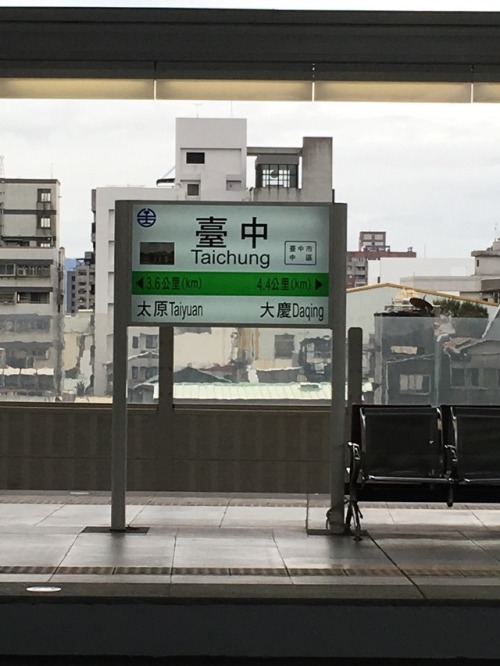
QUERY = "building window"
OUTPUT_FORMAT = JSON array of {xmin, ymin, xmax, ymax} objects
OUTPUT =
[
  {"xmin": 38, "ymin": 217, "xmax": 51, "ymax": 229},
  {"xmin": 131, "ymin": 366, "xmax": 138, "ymax": 380},
  {"xmin": 17, "ymin": 292, "xmax": 50, "ymax": 304},
  {"xmin": 186, "ymin": 183, "xmax": 200, "ymax": 196},
  {"xmin": 37, "ymin": 189, "xmax": 51, "ymax": 203},
  {"xmin": 186, "ymin": 151, "xmax": 205, "ymax": 164},
  {"xmin": 17, "ymin": 264, "xmax": 50, "ymax": 278},
  {"xmin": 145, "ymin": 335, "xmax": 158, "ymax": 349},
  {"xmin": 399, "ymin": 373, "xmax": 430, "ymax": 394},
  {"xmin": 132, "ymin": 336, "xmax": 139, "ymax": 349},
  {"xmin": 256, "ymin": 163, "xmax": 298, "ymax": 188},
  {"xmin": 30, "ymin": 347, "xmax": 49, "ymax": 360},
  {"xmin": 451, "ymin": 368, "xmax": 465, "ymax": 387},
  {"xmin": 145, "ymin": 366, "xmax": 158, "ymax": 380},
  {"xmin": 0, "ymin": 292, "xmax": 15, "ymax": 304},
  {"xmin": 0, "ymin": 264, "xmax": 14, "ymax": 276},
  {"xmin": 274, "ymin": 334, "xmax": 295, "ymax": 359},
  {"xmin": 466, "ymin": 367, "xmax": 480, "ymax": 387}
]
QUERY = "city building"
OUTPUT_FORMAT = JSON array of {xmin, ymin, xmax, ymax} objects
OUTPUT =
[
  {"xmin": 374, "ymin": 238, "xmax": 500, "ymax": 303},
  {"xmin": 0, "ymin": 178, "xmax": 64, "ymax": 398},
  {"xmin": 63, "ymin": 309, "xmax": 94, "ymax": 398},
  {"xmin": 471, "ymin": 237, "xmax": 500, "ymax": 302},
  {"xmin": 92, "ymin": 117, "xmax": 334, "ymax": 395},
  {"xmin": 66, "ymin": 251, "xmax": 94, "ymax": 314},
  {"xmin": 346, "ymin": 231, "xmax": 416, "ymax": 288}
]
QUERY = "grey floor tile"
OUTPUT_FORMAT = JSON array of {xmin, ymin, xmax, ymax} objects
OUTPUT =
[
  {"xmin": 49, "ymin": 574, "xmax": 171, "ymax": 584},
  {"xmin": 221, "ymin": 506, "xmax": 305, "ymax": 528},
  {"xmin": 0, "ymin": 503, "xmax": 64, "ymax": 526},
  {"xmin": 388, "ymin": 508, "xmax": 484, "ymax": 527},
  {"xmin": 0, "ymin": 574, "xmax": 52, "ymax": 583},
  {"xmin": 290, "ymin": 575, "xmax": 411, "ymax": 586},
  {"xmin": 59, "ymin": 533, "xmax": 176, "ymax": 568},
  {"xmin": 171, "ymin": 575, "xmax": 292, "ymax": 585},
  {"xmin": 275, "ymin": 533, "xmax": 388, "ymax": 560},
  {"xmin": 175, "ymin": 532, "xmax": 276, "ymax": 548},
  {"xmin": 0, "ymin": 533, "xmax": 77, "ymax": 567},
  {"xmin": 375, "ymin": 537, "xmax": 499, "ymax": 566},
  {"xmin": 47, "ymin": 574, "xmax": 117, "ymax": 584},
  {"xmin": 468, "ymin": 538, "xmax": 500, "ymax": 560},
  {"xmin": 38, "ymin": 504, "xmax": 143, "ymax": 527},
  {"xmin": 472, "ymin": 511, "xmax": 500, "ymax": 527},
  {"xmin": 0, "ymin": 526, "xmax": 84, "ymax": 535},
  {"xmin": 108, "ymin": 574, "xmax": 171, "ymax": 584},
  {"xmin": 410, "ymin": 576, "xmax": 500, "ymax": 587},
  {"xmin": 286, "ymin": 581, "xmax": 423, "ymax": 599},
  {"xmin": 132, "ymin": 505, "xmax": 227, "ymax": 527},
  {"xmin": 173, "ymin": 542, "xmax": 285, "ymax": 569},
  {"xmin": 416, "ymin": 583, "xmax": 500, "ymax": 599}
]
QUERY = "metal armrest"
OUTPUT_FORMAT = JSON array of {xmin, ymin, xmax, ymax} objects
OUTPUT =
[
  {"xmin": 444, "ymin": 444, "xmax": 458, "ymax": 479},
  {"xmin": 350, "ymin": 442, "xmax": 361, "ymax": 463},
  {"xmin": 346, "ymin": 442, "xmax": 363, "ymax": 488},
  {"xmin": 445, "ymin": 444, "xmax": 458, "ymax": 463}
]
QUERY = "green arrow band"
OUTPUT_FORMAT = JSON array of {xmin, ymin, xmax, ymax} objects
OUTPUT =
[{"xmin": 132, "ymin": 271, "xmax": 329, "ymax": 297}]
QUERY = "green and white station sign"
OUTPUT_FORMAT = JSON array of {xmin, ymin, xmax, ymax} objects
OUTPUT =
[{"xmin": 129, "ymin": 202, "xmax": 331, "ymax": 327}]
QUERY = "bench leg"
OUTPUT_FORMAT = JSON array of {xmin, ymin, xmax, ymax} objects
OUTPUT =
[
  {"xmin": 345, "ymin": 499, "xmax": 363, "ymax": 541},
  {"xmin": 447, "ymin": 483, "xmax": 455, "ymax": 508}
]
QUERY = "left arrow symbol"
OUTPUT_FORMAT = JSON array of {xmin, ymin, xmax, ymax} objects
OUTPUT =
[{"xmin": 137, "ymin": 277, "xmax": 144, "ymax": 289}]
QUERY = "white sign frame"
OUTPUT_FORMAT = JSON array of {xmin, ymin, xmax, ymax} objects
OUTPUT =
[{"xmin": 120, "ymin": 200, "xmax": 334, "ymax": 329}]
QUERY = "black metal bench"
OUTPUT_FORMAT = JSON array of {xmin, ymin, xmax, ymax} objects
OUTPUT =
[
  {"xmin": 445, "ymin": 405, "xmax": 500, "ymax": 495},
  {"xmin": 346, "ymin": 405, "xmax": 454, "ymax": 539}
]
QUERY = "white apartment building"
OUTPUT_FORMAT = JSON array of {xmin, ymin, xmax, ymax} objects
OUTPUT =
[
  {"xmin": 0, "ymin": 179, "xmax": 64, "ymax": 397},
  {"xmin": 367, "ymin": 257, "xmax": 475, "ymax": 290},
  {"xmin": 368, "ymin": 242, "xmax": 500, "ymax": 303},
  {"xmin": 92, "ymin": 118, "xmax": 334, "ymax": 395}
]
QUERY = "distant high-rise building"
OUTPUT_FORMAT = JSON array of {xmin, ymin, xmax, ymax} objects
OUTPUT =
[
  {"xmin": 66, "ymin": 251, "xmax": 94, "ymax": 314},
  {"xmin": 347, "ymin": 230, "xmax": 416, "ymax": 289},
  {"xmin": 0, "ymin": 178, "xmax": 64, "ymax": 397}
]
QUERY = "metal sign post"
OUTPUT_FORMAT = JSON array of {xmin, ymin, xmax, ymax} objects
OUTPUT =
[
  {"xmin": 111, "ymin": 201, "xmax": 132, "ymax": 531},
  {"xmin": 328, "ymin": 204, "xmax": 347, "ymax": 533}
]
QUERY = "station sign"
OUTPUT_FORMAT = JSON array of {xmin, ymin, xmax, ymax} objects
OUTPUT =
[{"xmin": 127, "ymin": 201, "xmax": 331, "ymax": 327}]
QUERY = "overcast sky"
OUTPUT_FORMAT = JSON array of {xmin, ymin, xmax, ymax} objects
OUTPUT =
[
  {"xmin": 3, "ymin": 98, "xmax": 500, "ymax": 261},
  {"xmin": 2, "ymin": 2, "xmax": 500, "ymax": 260}
]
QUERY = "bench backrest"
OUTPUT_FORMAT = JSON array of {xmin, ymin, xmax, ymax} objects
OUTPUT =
[
  {"xmin": 359, "ymin": 406, "xmax": 444, "ymax": 480},
  {"xmin": 451, "ymin": 405, "xmax": 500, "ymax": 481}
]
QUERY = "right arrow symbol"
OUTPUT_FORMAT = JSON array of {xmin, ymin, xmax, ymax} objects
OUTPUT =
[{"xmin": 315, "ymin": 279, "xmax": 323, "ymax": 290}]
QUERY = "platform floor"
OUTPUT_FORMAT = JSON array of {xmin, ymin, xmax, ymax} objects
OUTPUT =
[
  {"xmin": 1, "ymin": 490, "xmax": 500, "ymax": 600},
  {"xmin": 4, "ymin": 491, "xmax": 500, "ymax": 658}
]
